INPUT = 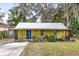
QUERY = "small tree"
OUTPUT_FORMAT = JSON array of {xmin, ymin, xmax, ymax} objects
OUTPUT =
[{"xmin": 70, "ymin": 16, "xmax": 79, "ymax": 36}]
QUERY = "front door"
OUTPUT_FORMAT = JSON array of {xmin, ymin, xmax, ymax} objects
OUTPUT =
[{"xmin": 27, "ymin": 30, "xmax": 31, "ymax": 39}]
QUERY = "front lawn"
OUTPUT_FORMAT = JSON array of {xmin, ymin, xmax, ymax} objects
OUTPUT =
[{"xmin": 20, "ymin": 40, "xmax": 79, "ymax": 56}]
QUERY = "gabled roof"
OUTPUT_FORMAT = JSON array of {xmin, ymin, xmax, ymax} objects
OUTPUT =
[{"xmin": 14, "ymin": 22, "xmax": 68, "ymax": 30}]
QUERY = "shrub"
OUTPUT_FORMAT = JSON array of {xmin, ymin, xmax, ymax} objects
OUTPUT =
[
  {"xmin": 33, "ymin": 36, "xmax": 42, "ymax": 42},
  {"xmin": 0, "ymin": 31, "xmax": 4, "ymax": 39},
  {"xmin": 47, "ymin": 35, "xmax": 56, "ymax": 42}
]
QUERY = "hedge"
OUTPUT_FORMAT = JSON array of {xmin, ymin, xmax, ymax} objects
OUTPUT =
[{"xmin": 47, "ymin": 35, "xmax": 56, "ymax": 42}]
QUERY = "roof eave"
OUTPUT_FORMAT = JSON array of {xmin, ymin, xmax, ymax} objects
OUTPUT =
[{"xmin": 14, "ymin": 28, "xmax": 68, "ymax": 30}]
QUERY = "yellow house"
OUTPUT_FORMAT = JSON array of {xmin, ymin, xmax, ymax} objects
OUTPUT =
[{"xmin": 14, "ymin": 22, "xmax": 70, "ymax": 41}]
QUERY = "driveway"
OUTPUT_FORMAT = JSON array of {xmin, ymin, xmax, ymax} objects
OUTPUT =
[{"xmin": 0, "ymin": 42, "xmax": 28, "ymax": 56}]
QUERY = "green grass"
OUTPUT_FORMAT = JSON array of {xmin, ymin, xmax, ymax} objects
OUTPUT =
[{"xmin": 20, "ymin": 40, "xmax": 79, "ymax": 56}]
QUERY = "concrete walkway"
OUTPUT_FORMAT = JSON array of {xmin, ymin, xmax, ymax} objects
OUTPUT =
[{"xmin": 0, "ymin": 42, "xmax": 28, "ymax": 56}]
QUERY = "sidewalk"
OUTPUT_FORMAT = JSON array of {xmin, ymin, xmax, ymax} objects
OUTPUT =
[{"xmin": 0, "ymin": 38, "xmax": 14, "ymax": 45}]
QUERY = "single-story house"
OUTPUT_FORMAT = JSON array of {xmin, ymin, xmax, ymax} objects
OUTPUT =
[{"xmin": 14, "ymin": 22, "xmax": 70, "ymax": 41}]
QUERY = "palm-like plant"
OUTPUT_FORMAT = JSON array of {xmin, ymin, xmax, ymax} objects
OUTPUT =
[{"xmin": 8, "ymin": 6, "xmax": 27, "ymax": 26}]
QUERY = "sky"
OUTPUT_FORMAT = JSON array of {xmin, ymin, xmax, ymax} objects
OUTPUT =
[{"xmin": 0, "ymin": 3, "xmax": 16, "ymax": 24}]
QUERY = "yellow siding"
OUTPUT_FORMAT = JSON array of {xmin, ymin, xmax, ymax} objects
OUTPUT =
[
  {"xmin": 31, "ymin": 30, "xmax": 54, "ymax": 38},
  {"xmin": 31, "ymin": 30, "xmax": 41, "ymax": 38},
  {"xmin": 17, "ymin": 30, "xmax": 69, "ymax": 40},
  {"xmin": 18, "ymin": 30, "xmax": 26, "ymax": 40},
  {"xmin": 44, "ymin": 30, "xmax": 53, "ymax": 36},
  {"xmin": 57, "ymin": 31, "xmax": 65, "ymax": 39}
]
